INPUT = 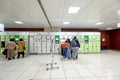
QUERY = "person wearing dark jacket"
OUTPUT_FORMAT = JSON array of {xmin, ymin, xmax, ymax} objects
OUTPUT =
[
  {"xmin": 71, "ymin": 37, "xmax": 80, "ymax": 60},
  {"xmin": 17, "ymin": 38, "xmax": 25, "ymax": 59}
]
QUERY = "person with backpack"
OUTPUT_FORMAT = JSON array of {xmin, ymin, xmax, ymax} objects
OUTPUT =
[{"xmin": 71, "ymin": 36, "xmax": 80, "ymax": 60}]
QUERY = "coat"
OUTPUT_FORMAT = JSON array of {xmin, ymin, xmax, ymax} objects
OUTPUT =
[{"xmin": 18, "ymin": 41, "xmax": 25, "ymax": 52}]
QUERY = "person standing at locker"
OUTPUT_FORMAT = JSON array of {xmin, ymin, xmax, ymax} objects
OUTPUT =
[
  {"xmin": 66, "ymin": 39, "xmax": 72, "ymax": 59},
  {"xmin": 71, "ymin": 37, "xmax": 80, "ymax": 60},
  {"xmin": 6, "ymin": 38, "xmax": 16, "ymax": 60},
  {"xmin": 17, "ymin": 38, "xmax": 25, "ymax": 59}
]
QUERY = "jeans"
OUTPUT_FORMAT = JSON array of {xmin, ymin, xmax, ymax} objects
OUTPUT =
[
  {"xmin": 72, "ymin": 47, "xmax": 79, "ymax": 59},
  {"xmin": 63, "ymin": 48, "xmax": 67, "ymax": 58},
  {"xmin": 67, "ymin": 48, "xmax": 71, "ymax": 59}
]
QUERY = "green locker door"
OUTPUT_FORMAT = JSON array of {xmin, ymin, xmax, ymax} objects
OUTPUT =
[
  {"xmin": 84, "ymin": 44, "xmax": 89, "ymax": 52},
  {"xmin": 96, "ymin": 35, "xmax": 100, "ymax": 52},
  {"xmin": 20, "ymin": 35, "xmax": 24, "ymax": 39},
  {"xmin": 6, "ymin": 35, "xmax": 10, "ymax": 42},
  {"xmin": 80, "ymin": 35, "xmax": 84, "ymax": 53},
  {"xmin": 9, "ymin": 35, "xmax": 14, "ymax": 39},
  {"xmin": 76, "ymin": 35, "xmax": 80, "ymax": 40},
  {"xmin": 92, "ymin": 36, "xmax": 97, "ymax": 52},
  {"xmin": 89, "ymin": 36, "xmax": 93, "ymax": 52}
]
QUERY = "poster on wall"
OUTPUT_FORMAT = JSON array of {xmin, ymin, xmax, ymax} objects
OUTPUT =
[{"xmin": 0, "ymin": 24, "xmax": 4, "ymax": 32}]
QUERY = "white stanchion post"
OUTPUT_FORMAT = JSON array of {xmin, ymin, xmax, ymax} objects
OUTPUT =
[{"xmin": 46, "ymin": 38, "xmax": 59, "ymax": 70}]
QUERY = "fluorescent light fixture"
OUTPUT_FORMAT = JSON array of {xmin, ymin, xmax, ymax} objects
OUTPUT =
[
  {"xmin": 0, "ymin": 23, "xmax": 4, "ymax": 32},
  {"xmin": 117, "ymin": 23, "xmax": 120, "ymax": 27},
  {"xmin": 106, "ymin": 28, "xmax": 112, "ymax": 30},
  {"xmin": 63, "ymin": 22, "xmax": 70, "ymax": 24},
  {"xmin": 95, "ymin": 22, "xmax": 104, "ymax": 25},
  {"xmin": 68, "ymin": 7, "xmax": 80, "ymax": 14},
  {"xmin": 117, "ymin": 10, "xmax": 120, "ymax": 15},
  {"xmin": 14, "ymin": 21, "xmax": 23, "ymax": 24}
]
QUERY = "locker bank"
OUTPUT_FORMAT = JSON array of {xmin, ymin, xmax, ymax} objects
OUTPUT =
[{"xmin": 0, "ymin": 0, "xmax": 120, "ymax": 80}]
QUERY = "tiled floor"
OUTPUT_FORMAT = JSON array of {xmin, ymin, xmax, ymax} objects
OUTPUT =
[{"xmin": 0, "ymin": 50, "xmax": 120, "ymax": 80}]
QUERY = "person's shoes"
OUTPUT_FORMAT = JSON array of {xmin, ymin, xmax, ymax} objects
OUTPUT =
[
  {"xmin": 13, "ymin": 56, "xmax": 15, "ymax": 59},
  {"xmin": 76, "ymin": 55, "xmax": 78, "ymax": 59},
  {"xmin": 8, "ymin": 58, "xmax": 11, "ymax": 60}
]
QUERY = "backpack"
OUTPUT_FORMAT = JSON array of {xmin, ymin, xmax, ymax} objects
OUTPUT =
[{"xmin": 71, "ymin": 39, "xmax": 76, "ymax": 47}]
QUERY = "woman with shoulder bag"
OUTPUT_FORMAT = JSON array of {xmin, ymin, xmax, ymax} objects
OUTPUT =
[{"xmin": 6, "ymin": 38, "xmax": 16, "ymax": 60}]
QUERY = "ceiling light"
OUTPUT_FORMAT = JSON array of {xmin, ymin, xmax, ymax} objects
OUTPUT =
[
  {"xmin": 95, "ymin": 22, "xmax": 104, "ymax": 25},
  {"xmin": 68, "ymin": 7, "xmax": 80, "ymax": 14},
  {"xmin": 106, "ymin": 28, "xmax": 112, "ymax": 30},
  {"xmin": 63, "ymin": 22, "xmax": 70, "ymax": 24},
  {"xmin": 117, "ymin": 23, "xmax": 120, "ymax": 27},
  {"xmin": 0, "ymin": 23, "xmax": 4, "ymax": 32},
  {"xmin": 14, "ymin": 21, "xmax": 23, "ymax": 24},
  {"xmin": 117, "ymin": 10, "xmax": 120, "ymax": 15}
]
